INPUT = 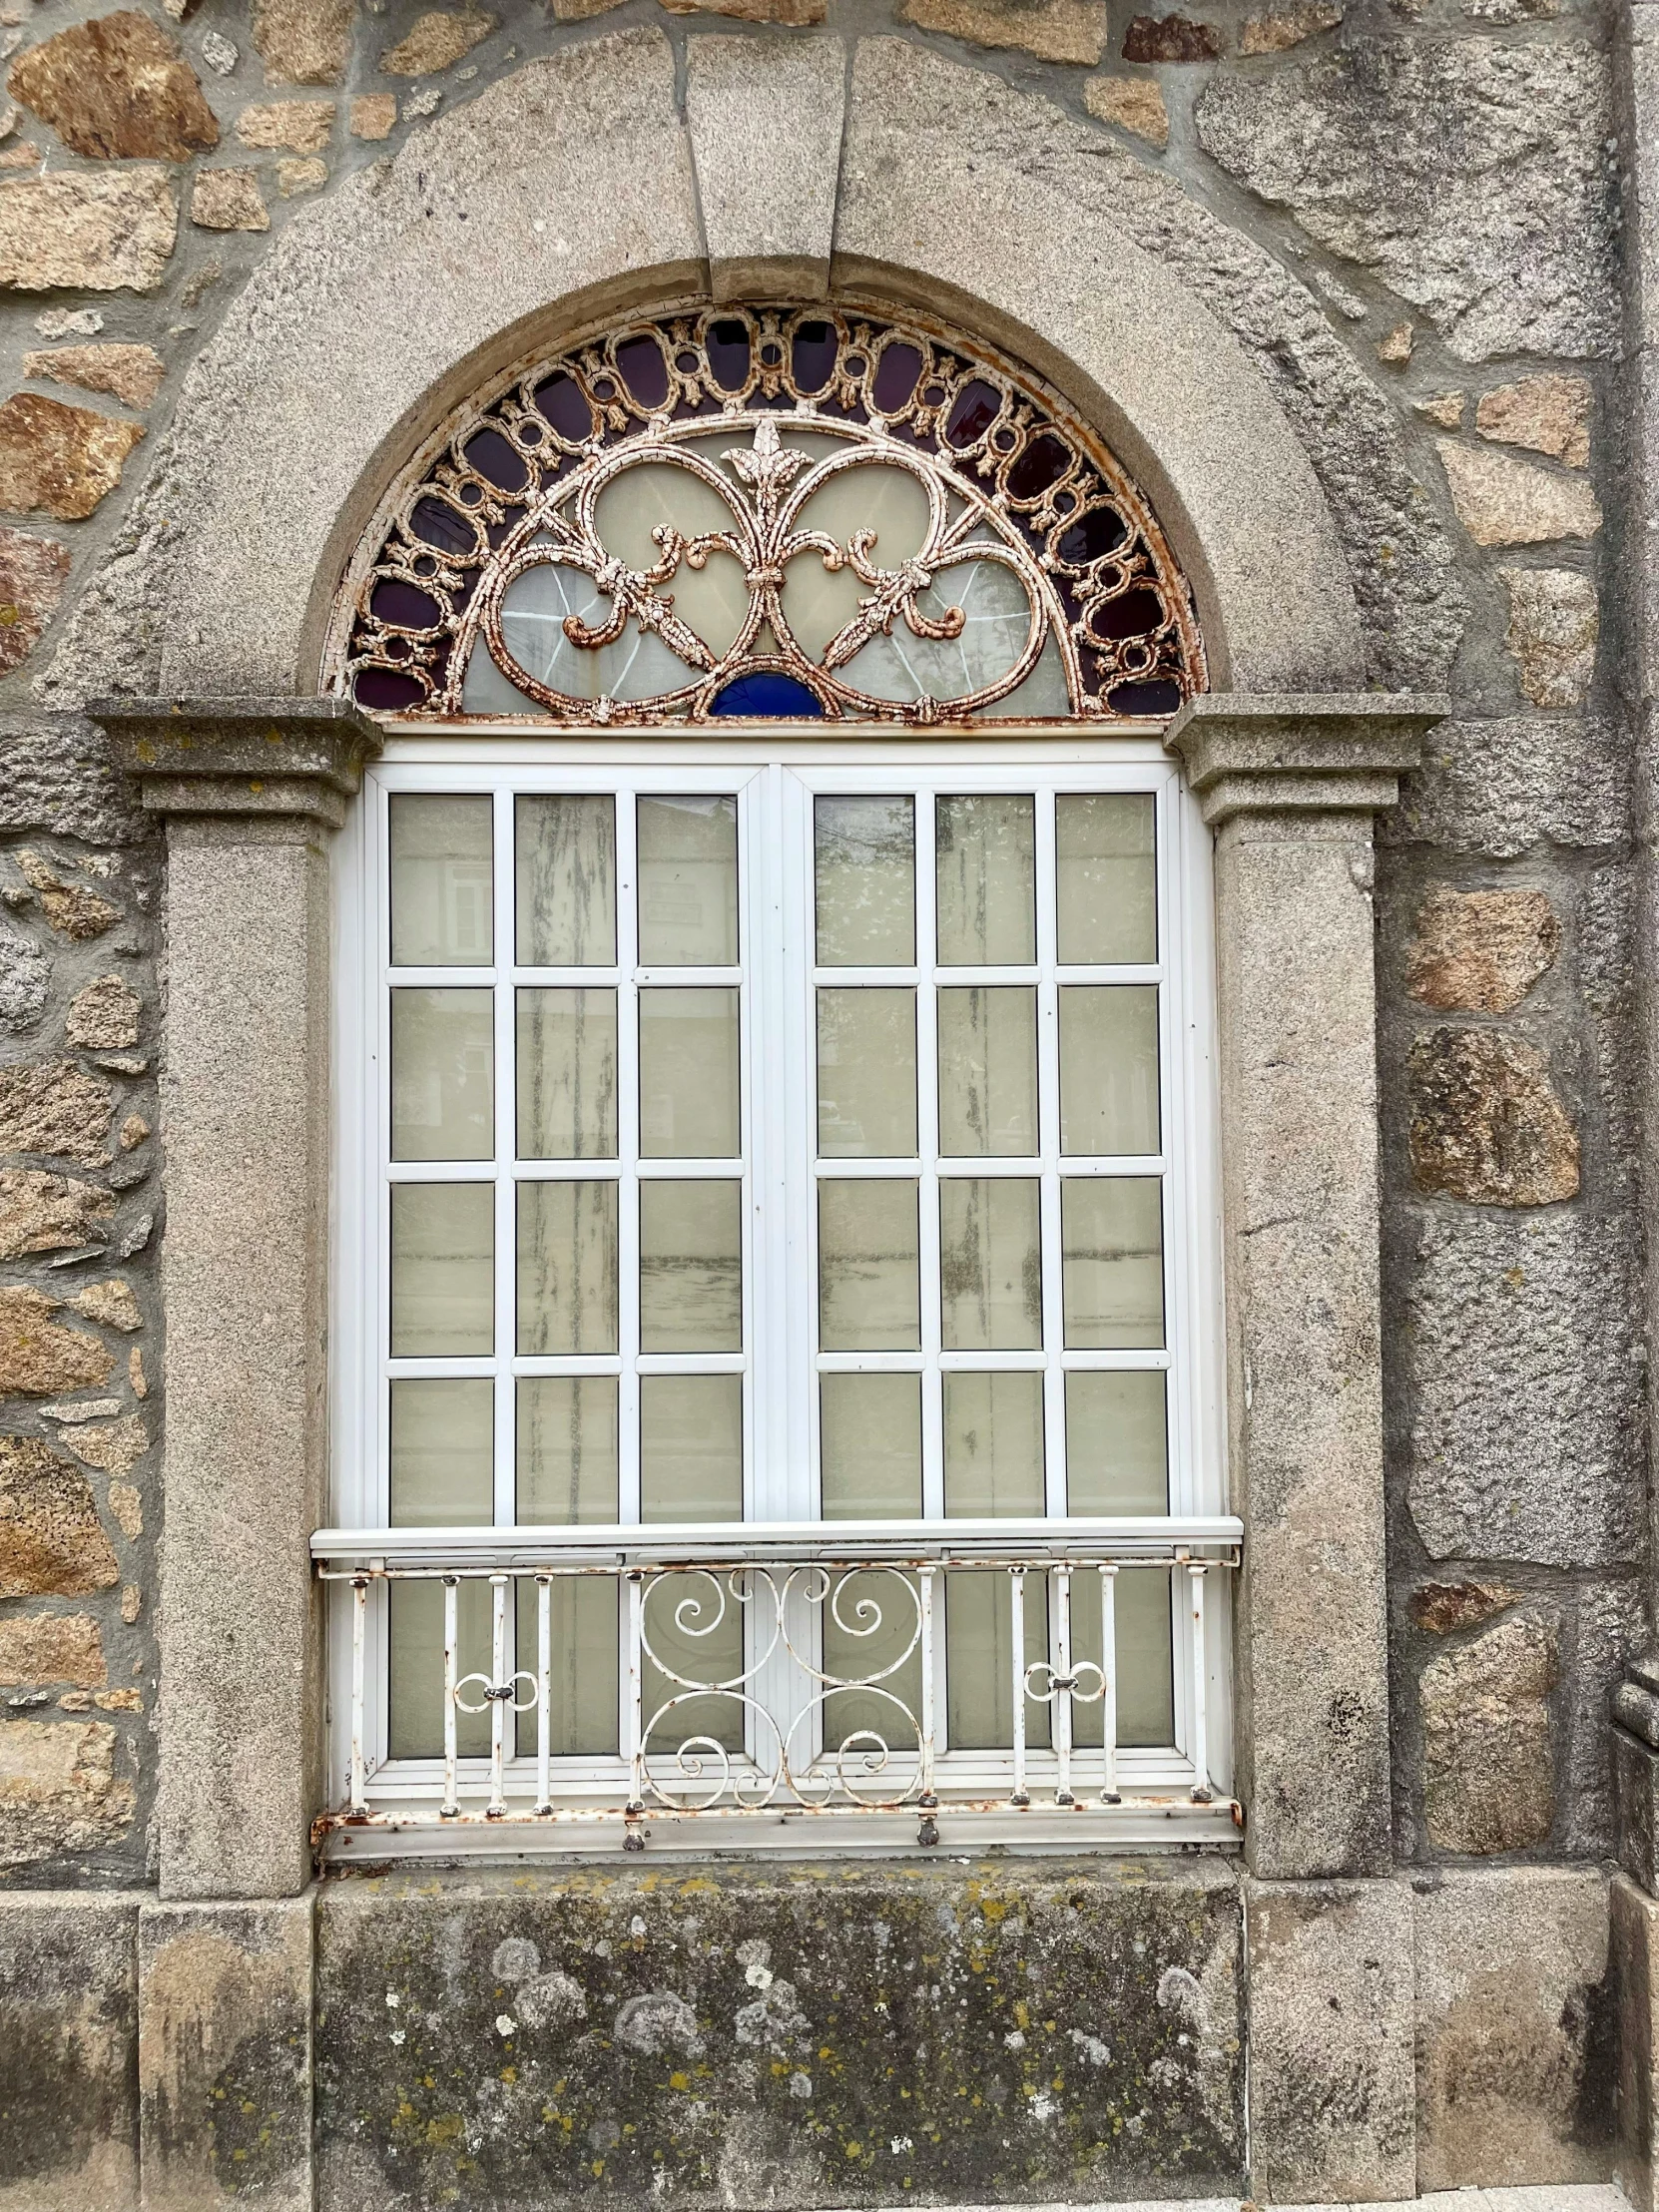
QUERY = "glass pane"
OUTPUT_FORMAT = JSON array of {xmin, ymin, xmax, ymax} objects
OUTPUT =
[
  {"xmin": 516, "ymin": 1376, "xmax": 619, "ymax": 1522},
  {"xmin": 1064, "ymin": 1370, "xmax": 1168, "ymax": 1514},
  {"xmin": 946, "ymin": 1572, "xmax": 1049, "ymax": 1753},
  {"xmin": 390, "ymin": 1183, "xmax": 493, "ymax": 1356},
  {"xmin": 818, "ymin": 1181, "xmax": 919, "ymax": 1351},
  {"xmin": 391, "ymin": 988, "xmax": 494, "ymax": 1162},
  {"xmin": 936, "ymin": 794, "xmax": 1035, "ymax": 965},
  {"xmin": 516, "ymin": 795, "xmax": 616, "ymax": 966},
  {"xmin": 1070, "ymin": 1567, "xmax": 1175, "ymax": 1748},
  {"xmin": 641, "ymin": 1567, "xmax": 744, "ymax": 1761},
  {"xmin": 389, "ymin": 794, "xmax": 492, "ymax": 967},
  {"xmin": 815, "ymin": 796, "xmax": 915, "ymax": 966},
  {"xmin": 1061, "ymin": 1178, "xmax": 1165, "ymax": 1349},
  {"xmin": 823, "ymin": 1566, "xmax": 924, "ymax": 1766},
  {"xmin": 639, "ymin": 989, "xmax": 740, "ymax": 1158},
  {"xmin": 389, "ymin": 1578, "xmax": 489, "ymax": 1758},
  {"xmin": 517, "ymin": 989, "xmax": 617, "ymax": 1160},
  {"xmin": 640, "ymin": 1181, "xmax": 742, "ymax": 1352},
  {"xmin": 516, "ymin": 1181, "xmax": 618, "ymax": 1355},
  {"xmin": 843, "ymin": 560, "xmax": 1038, "ymax": 707},
  {"xmin": 1058, "ymin": 986, "xmax": 1160, "ymax": 1156},
  {"xmin": 937, "ymin": 986, "xmax": 1037, "ymax": 1156},
  {"xmin": 943, "ymin": 1372, "xmax": 1045, "ymax": 1517},
  {"xmin": 389, "ymin": 1377, "xmax": 493, "ymax": 1524},
  {"xmin": 1056, "ymin": 793, "xmax": 1156, "ymax": 964},
  {"xmin": 939, "ymin": 1178, "xmax": 1040, "ymax": 1351},
  {"xmin": 817, "ymin": 989, "xmax": 917, "ymax": 1157},
  {"xmin": 516, "ymin": 1575, "xmax": 619, "ymax": 1756},
  {"xmin": 638, "ymin": 795, "xmax": 738, "ymax": 965},
  {"xmin": 640, "ymin": 1375, "xmax": 742, "ymax": 1522},
  {"xmin": 820, "ymin": 1374, "xmax": 921, "ymax": 1518}
]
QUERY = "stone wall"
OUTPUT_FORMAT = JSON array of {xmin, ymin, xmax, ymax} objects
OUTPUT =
[{"xmin": 0, "ymin": 0, "xmax": 1638, "ymax": 1901}]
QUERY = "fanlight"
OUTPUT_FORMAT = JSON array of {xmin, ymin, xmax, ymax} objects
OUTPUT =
[{"xmin": 330, "ymin": 304, "xmax": 1206, "ymax": 725}]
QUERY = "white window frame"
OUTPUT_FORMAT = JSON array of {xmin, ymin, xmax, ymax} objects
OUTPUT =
[{"xmin": 328, "ymin": 725, "xmax": 1231, "ymax": 1842}]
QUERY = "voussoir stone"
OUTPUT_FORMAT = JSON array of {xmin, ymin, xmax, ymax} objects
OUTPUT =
[
  {"xmin": 0, "ymin": 1430, "xmax": 119, "ymax": 1596},
  {"xmin": 0, "ymin": 1057, "xmax": 114, "ymax": 1166},
  {"xmin": 1123, "ymin": 11, "xmax": 1220, "ymax": 58},
  {"xmin": 1195, "ymin": 39, "xmax": 1617, "ymax": 360},
  {"xmin": 1476, "ymin": 372, "xmax": 1592, "ymax": 468},
  {"xmin": 1408, "ymin": 1025, "xmax": 1578, "ymax": 1206},
  {"xmin": 253, "ymin": 0, "xmax": 354, "ymax": 86},
  {"xmin": 1405, "ymin": 885, "xmax": 1558, "ymax": 1014},
  {"xmin": 8, "ymin": 11, "xmax": 218, "ymax": 162},
  {"xmin": 1437, "ymin": 441, "xmax": 1601, "ymax": 547},
  {"xmin": 0, "ymin": 392, "xmax": 143, "ymax": 522},
  {"xmin": 380, "ymin": 8, "xmax": 496, "ymax": 73},
  {"xmin": 0, "ymin": 1168, "xmax": 112, "ymax": 1259},
  {"xmin": 1498, "ymin": 566, "xmax": 1598, "ymax": 709},
  {"xmin": 0, "ymin": 1716, "xmax": 133, "ymax": 1868},
  {"xmin": 0, "ymin": 167, "xmax": 176, "ymax": 293},
  {"xmin": 0, "ymin": 524, "xmax": 68, "ymax": 674},
  {"xmin": 22, "ymin": 342, "xmax": 165, "ymax": 409},
  {"xmin": 1421, "ymin": 1612, "xmax": 1558, "ymax": 1854},
  {"xmin": 900, "ymin": 0, "xmax": 1105, "ymax": 60},
  {"xmin": 0, "ymin": 1285, "xmax": 116, "ymax": 1398},
  {"xmin": 1084, "ymin": 74, "xmax": 1170, "ymax": 148},
  {"xmin": 0, "ymin": 1609, "xmax": 104, "ymax": 1687}
]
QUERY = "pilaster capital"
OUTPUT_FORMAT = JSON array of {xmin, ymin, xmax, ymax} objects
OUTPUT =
[
  {"xmin": 89, "ymin": 698, "xmax": 382, "ymax": 830},
  {"xmin": 1164, "ymin": 693, "xmax": 1449, "ymax": 826}
]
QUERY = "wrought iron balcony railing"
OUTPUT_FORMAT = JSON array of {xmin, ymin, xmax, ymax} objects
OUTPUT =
[{"xmin": 312, "ymin": 1520, "xmax": 1242, "ymax": 1856}]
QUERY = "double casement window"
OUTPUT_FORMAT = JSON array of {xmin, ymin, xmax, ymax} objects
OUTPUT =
[{"xmin": 328, "ymin": 738, "xmax": 1228, "ymax": 1839}]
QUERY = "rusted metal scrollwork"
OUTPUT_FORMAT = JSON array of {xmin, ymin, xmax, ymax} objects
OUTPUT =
[{"xmin": 327, "ymin": 303, "xmax": 1206, "ymax": 726}]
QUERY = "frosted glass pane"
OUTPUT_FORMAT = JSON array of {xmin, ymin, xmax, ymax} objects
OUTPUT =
[
  {"xmin": 516, "ymin": 1376, "xmax": 619, "ymax": 1523},
  {"xmin": 389, "ymin": 1578, "xmax": 489, "ymax": 1758},
  {"xmin": 516, "ymin": 1575, "xmax": 619, "ymax": 1756},
  {"xmin": 819, "ymin": 1180, "xmax": 919, "ymax": 1351},
  {"xmin": 945, "ymin": 1572, "xmax": 1048, "ymax": 1752},
  {"xmin": 640, "ymin": 1181, "xmax": 742, "ymax": 1352},
  {"xmin": 1056, "ymin": 793, "xmax": 1156, "ymax": 964},
  {"xmin": 597, "ymin": 466, "xmax": 750, "ymax": 665},
  {"xmin": 391, "ymin": 989, "xmax": 494, "ymax": 1162},
  {"xmin": 943, "ymin": 1372, "xmax": 1045, "ymax": 1517},
  {"xmin": 1070, "ymin": 1567, "xmax": 1174, "ymax": 1748},
  {"xmin": 1059, "ymin": 986, "xmax": 1160, "ymax": 1156},
  {"xmin": 937, "ymin": 986, "xmax": 1037, "ymax": 1156},
  {"xmin": 783, "ymin": 462, "xmax": 929, "ymax": 663},
  {"xmin": 481, "ymin": 555, "xmax": 695, "ymax": 707},
  {"xmin": 814, "ymin": 796, "xmax": 915, "ymax": 966},
  {"xmin": 389, "ymin": 1377, "xmax": 493, "ymax": 1525},
  {"xmin": 640, "ymin": 1375, "xmax": 742, "ymax": 1522},
  {"xmin": 515, "ymin": 795, "xmax": 616, "ymax": 966},
  {"xmin": 1061, "ymin": 1178, "xmax": 1164, "ymax": 1349},
  {"xmin": 1064, "ymin": 1370, "xmax": 1168, "ymax": 1514},
  {"xmin": 840, "ymin": 560, "xmax": 1037, "ymax": 706},
  {"xmin": 517, "ymin": 989, "xmax": 617, "ymax": 1160},
  {"xmin": 938, "ymin": 1178, "xmax": 1041, "ymax": 1351},
  {"xmin": 820, "ymin": 1374, "xmax": 921, "ymax": 1519},
  {"xmin": 823, "ymin": 1566, "xmax": 924, "ymax": 1762},
  {"xmin": 390, "ymin": 1183, "xmax": 493, "ymax": 1356},
  {"xmin": 817, "ymin": 989, "xmax": 916, "ymax": 1157},
  {"xmin": 389, "ymin": 794, "xmax": 492, "ymax": 968},
  {"xmin": 639, "ymin": 990, "xmax": 740, "ymax": 1157},
  {"xmin": 936, "ymin": 794, "xmax": 1034, "ymax": 964},
  {"xmin": 638, "ymin": 796, "xmax": 738, "ymax": 965},
  {"xmin": 641, "ymin": 1568, "xmax": 744, "ymax": 1760},
  {"xmin": 516, "ymin": 1181, "xmax": 618, "ymax": 1355}
]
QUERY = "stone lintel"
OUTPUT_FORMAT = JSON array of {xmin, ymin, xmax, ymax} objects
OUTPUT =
[
  {"xmin": 88, "ymin": 697, "xmax": 382, "ymax": 828},
  {"xmin": 1165, "ymin": 692, "xmax": 1449, "ymax": 824}
]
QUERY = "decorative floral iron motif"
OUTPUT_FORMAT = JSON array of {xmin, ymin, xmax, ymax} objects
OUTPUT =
[{"xmin": 329, "ymin": 304, "xmax": 1205, "ymax": 724}]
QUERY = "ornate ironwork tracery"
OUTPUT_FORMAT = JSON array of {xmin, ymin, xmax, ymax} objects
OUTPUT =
[{"xmin": 328, "ymin": 303, "xmax": 1206, "ymax": 725}]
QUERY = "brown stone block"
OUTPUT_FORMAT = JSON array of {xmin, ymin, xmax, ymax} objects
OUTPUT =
[
  {"xmin": 8, "ymin": 12, "xmax": 218, "ymax": 162},
  {"xmin": 348, "ymin": 92, "xmax": 395, "ymax": 138},
  {"xmin": 0, "ymin": 1716, "xmax": 135, "ymax": 1869},
  {"xmin": 0, "ymin": 1609, "xmax": 105, "ymax": 1687},
  {"xmin": 254, "ymin": 0, "xmax": 354, "ymax": 87},
  {"xmin": 0, "ymin": 168, "xmax": 177, "ymax": 292},
  {"xmin": 189, "ymin": 168, "xmax": 269, "ymax": 234},
  {"xmin": 379, "ymin": 8, "xmax": 496, "ymax": 74},
  {"xmin": 1124, "ymin": 12, "xmax": 1222, "ymax": 59},
  {"xmin": 1407, "ymin": 1024, "xmax": 1579, "ymax": 1206},
  {"xmin": 0, "ymin": 1056, "xmax": 114, "ymax": 1164},
  {"xmin": 69, "ymin": 1279, "xmax": 140, "ymax": 1332},
  {"xmin": 56, "ymin": 1411, "xmax": 149, "ymax": 1478},
  {"xmin": 0, "ymin": 1892, "xmax": 140, "ymax": 2210},
  {"xmin": 1084, "ymin": 73, "xmax": 1170, "ymax": 147},
  {"xmin": 1421, "ymin": 1610, "xmax": 1559, "ymax": 1853},
  {"xmin": 1240, "ymin": 0, "xmax": 1342, "ymax": 51},
  {"xmin": 235, "ymin": 97, "xmax": 334, "ymax": 152},
  {"xmin": 0, "ymin": 1432, "xmax": 120, "ymax": 1596},
  {"xmin": 0, "ymin": 521, "xmax": 68, "ymax": 673},
  {"xmin": 22, "ymin": 342, "xmax": 166, "ymax": 410},
  {"xmin": 0, "ymin": 1167, "xmax": 114, "ymax": 1259},
  {"xmin": 899, "ymin": 0, "xmax": 1104, "ymax": 59},
  {"xmin": 1410, "ymin": 1577, "xmax": 1519, "ymax": 1634},
  {"xmin": 65, "ymin": 975, "xmax": 141, "ymax": 1050},
  {"xmin": 1477, "ymin": 371, "xmax": 1593, "ymax": 468},
  {"xmin": 1406, "ymin": 883, "xmax": 1559, "ymax": 1012},
  {"xmin": 1439, "ymin": 438, "xmax": 1602, "ymax": 546},
  {"xmin": 0, "ymin": 1285, "xmax": 116, "ymax": 1397},
  {"xmin": 1501, "ymin": 565, "xmax": 1599, "ymax": 708},
  {"xmin": 17, "ymin": 850, "xmax": 123, "ymax": 940},
  {"xmin": 0, "ymin": 392, "xmax": 144, "ymax": 521}
]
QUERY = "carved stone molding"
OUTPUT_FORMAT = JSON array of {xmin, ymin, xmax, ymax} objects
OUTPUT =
[
  {"xmin": 90, "ymin": 697, "xmax": 382, "ymax": 829},
  {"xmin": 1165, "ymin": 692, "xmax": 1450, "ymax": 824}
]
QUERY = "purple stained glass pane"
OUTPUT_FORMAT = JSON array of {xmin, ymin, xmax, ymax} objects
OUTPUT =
[
  {"xmin": 462, "ymin": 428, "xmax": 528, "ymax": 495},
  {"xmin": 1006, "ymin": 433, "xmax": 1069, "ymax": 503},
  {"xmin": 354, "ymin": 667, "xmax": 427, "ymax": 711},
  {"xmin": 1092, "ymin": 587, "xmax": 1164, "ymax": 641},
  {"xmin": 792, "ymin": 319, "xmax": 837, "ymax": 392},
  {"xmin": 409, "ymin": 497, "xmax": 480, "ymax": 561},
  {"xmin": 1058, "ymin": 505, "xmax": 1129, "ymax": 566},
  {"xmin": 370, "ymin": 579, "xmax": 443, "ymax": 631},
  {"xmin": 870, "ymin": 342, "xmax": 922, "ymax": 414},
  {"xmin": 616, "ymin": 334, "xmax": 669, "ymax": 411},
  {"xmin": 1107, "ymin": 678, "xmax": 1182, "ymax": 719},
  {"xmin": 943, "ymin": 378, "xmax": 1001, "ymax": 449},
  {"xmin": 533, "ymin": 371, "xmax": 595, "ymax": 444},
  {"xmin": 707, "ymin": 319, "xmax": 751, "ymax": 390}
]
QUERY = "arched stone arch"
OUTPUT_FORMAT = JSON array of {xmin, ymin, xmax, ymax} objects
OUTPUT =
[{"xmin": 49, "ymin": 24, "xmax": 1417, "ymax": 709}]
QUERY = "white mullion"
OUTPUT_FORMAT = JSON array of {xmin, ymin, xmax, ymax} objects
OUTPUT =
[
  {"xmin": 915, "ymin": 788, "xmax": 944, "ymax": 1519},
  {"xmin": 617, "ymin": 792, "xmax": 642, "ymax": 1526},
  {"xmin": 1035, "ymin": 785, "xmax": 1067, "ymax": 1521},
  {"xmin": 365, "ymin": 777, "xmax": 392, "ymax": 1778},
  {"xmin": 492, "ymin": 788, "xmax": 515, "ymax": 1538},
  {"xmin": 781, "ymin": 772, "xmax": 815, "ymax": 1518}
]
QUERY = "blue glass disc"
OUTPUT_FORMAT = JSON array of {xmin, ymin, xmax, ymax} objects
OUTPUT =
[{"xmin": 709, "ymin": 672, "xmax": 826, "ymax": 719}]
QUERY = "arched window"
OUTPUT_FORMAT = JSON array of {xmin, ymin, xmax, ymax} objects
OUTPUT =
[{"xmin": 320, "ymin": 302, "xmax": 1229, "ymax": 1854}]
